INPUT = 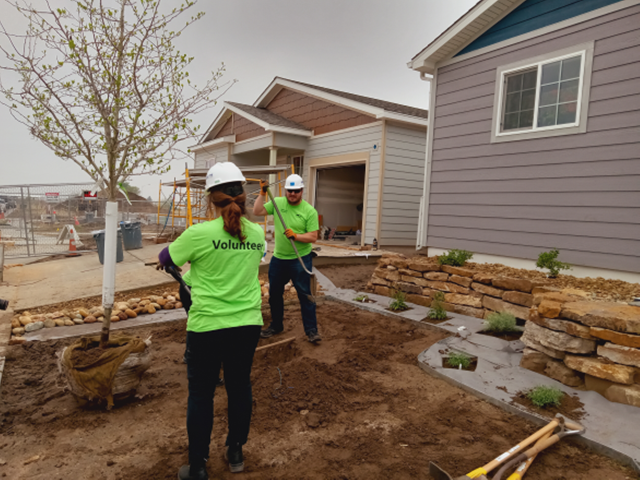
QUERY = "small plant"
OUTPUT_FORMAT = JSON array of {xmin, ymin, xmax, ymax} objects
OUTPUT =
[
  {"xmin": 354, "ymin": 295, "xmax": 370, "ymax": 303},
  {"xmin": 389, "ymin": 290, "xmax": 409, "ymax": 312},
  {"xmin": 483, "ymin": 311, "xmax": 518, "ymax": 332},
  {"xmin": 447, "ymin": 351, "xmax": 472, "ymax": 369},
  {"xmin": 527, "ymin": 385, "xmax": 564, "ymax": 408},
  {"xmin": 437, "ymin": 249, "xmax": 474, "ymax": 267},
  {"xmin": 536, "ymin": 249, "xmax": 571, "ymax": 278},
  {"xmin": 428, "ymin": 291, "xmax": 448, "ymax": 320}
]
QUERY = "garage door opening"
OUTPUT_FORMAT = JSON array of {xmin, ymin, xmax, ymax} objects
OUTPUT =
[{"xmin": 314, "ymin": 164, "xmax": 366, "ymax": 245}]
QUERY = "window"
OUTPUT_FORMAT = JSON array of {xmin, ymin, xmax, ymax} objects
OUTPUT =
[
  {"xmin": 293, "ymin": 155, "xmax": 304, "ymax": 175},
  {"xmin": 491, "ymin": 43, "xmax": 593, "ymax": 143}
]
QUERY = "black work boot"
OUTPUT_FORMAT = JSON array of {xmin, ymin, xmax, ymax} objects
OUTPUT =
[
  {"xmin": 177, "ymin": 465, "xmax": 208, "ymax": 480},
  {"xmin": 260, "ymin": 326, "xmax": 283, "ymax": 339},
  {"xmin": 225, "ymin": 443, "xmax": 244, "ymax": 473},
  {"xmin": 307, "ymin": 331, "xmax": 322, "ymax": 343}
]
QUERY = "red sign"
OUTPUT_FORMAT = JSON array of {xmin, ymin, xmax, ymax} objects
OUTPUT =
[
  {"xmin": 83, "ymin": 191, "xmax": 98, "ymax": 199},
  {"xmin": 45, "ymin": 192, "xmax": 60, "ymax": 203}
]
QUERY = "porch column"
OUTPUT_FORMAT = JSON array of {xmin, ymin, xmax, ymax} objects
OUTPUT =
[{"xmin": 269, "ymin": 147, "xmax": 278, "ymax": 192}]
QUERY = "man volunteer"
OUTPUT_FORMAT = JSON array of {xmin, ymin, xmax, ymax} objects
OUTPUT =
[
  {"xmin": 253, "ymin": 173, "xmax": 321, "ymax": 343},
  {"xmin": 158, "ymin": 162, "xmax": 265, "ymax": 480}
]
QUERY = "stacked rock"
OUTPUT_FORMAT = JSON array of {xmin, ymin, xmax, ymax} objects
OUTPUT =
[
  {"xmin": 369, "ymin": 254, "xmax": 549, "ymax": 320},
  {"xmin": 10, "ymin": 290, "xmax": 183, "ymax": 340},
  {"xmin": 521, "ymin": 293, "xmax": 640, "ymax": 408}
]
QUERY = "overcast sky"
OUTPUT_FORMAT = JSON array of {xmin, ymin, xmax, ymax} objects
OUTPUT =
[{"xmin": 0, "ymin": 0, "xmax": 476, "ymax": 199}]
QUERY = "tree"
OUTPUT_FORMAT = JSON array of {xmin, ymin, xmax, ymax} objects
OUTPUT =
[
  {"xmin": 1, "ymin": 0, "xmax": 233, "ymax": 347},
  {"xmin": 120, "ymin": 181, "xmax": 140, "ymax": 196}
]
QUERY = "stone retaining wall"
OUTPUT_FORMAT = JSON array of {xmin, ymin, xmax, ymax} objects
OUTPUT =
[
  {"xmin": 521, "ymin": 295, "xmax": 640, "ymax": 408},
  {"xmin": 368, "ymin": 254, "xmax": 554, "ymax": 320},
  {"xmin": 369, "ymin": 254, "xmax": 640, "ymax": 409}
]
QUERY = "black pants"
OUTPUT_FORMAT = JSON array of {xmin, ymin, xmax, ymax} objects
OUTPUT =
[{"xmin": 185, "ymin": 325, "xmax": 261, "ymax": 468}]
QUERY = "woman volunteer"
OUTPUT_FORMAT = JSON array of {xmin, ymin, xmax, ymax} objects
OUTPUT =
[{"xmin": 157, "ymin": 162, "xmax": 265, "ymax": 480}]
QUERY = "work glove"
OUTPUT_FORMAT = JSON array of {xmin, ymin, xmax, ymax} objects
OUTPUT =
[
  {"xmin": 156, "ymin": 262, "xmax": 182, "ymax": 273},
  {"xmin": 260, "ymin": 180, "xmax": 269, "ymax": 195},
  {"xmin": 284, "ymin": 228, "xmax": 297, "ymax": 240}
]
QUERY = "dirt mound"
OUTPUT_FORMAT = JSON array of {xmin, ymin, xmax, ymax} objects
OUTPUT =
[{"xmin": 0, "ymin": 302, "xmax": 634, "ymax": 479}]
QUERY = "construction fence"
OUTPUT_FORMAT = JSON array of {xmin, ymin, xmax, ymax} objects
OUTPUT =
[{"xmin": 0, "ymin": 183, "xmax": 167, "ymax": 258}]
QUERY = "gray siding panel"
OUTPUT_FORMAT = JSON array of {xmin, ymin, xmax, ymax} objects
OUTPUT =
[
  {"xmin": 381, "ymin": 124, "xmax": 426, "ymax": 246},
  {"xmin": 429, "ymin": 204, "xmax": 639, "ymax": 224},
  {"xmin": 194, "ymin": 145, "xmax": 228, "ymax": 169},
  {"xmin": 306, "ymin": 123, "xmax": 383, "ymax": 244},
  {"xmin": 428, "ymin": 5, "xmax": 640, "ymax": 272}
]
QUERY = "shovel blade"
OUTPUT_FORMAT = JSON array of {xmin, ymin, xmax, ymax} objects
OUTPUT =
[{"xmin": 429, "ymin": 462, "xmax": 454, "ymax": 480}]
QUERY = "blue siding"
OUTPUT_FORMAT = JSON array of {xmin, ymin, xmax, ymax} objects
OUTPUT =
[{"xmin": 456, "ymin": 0, "xmax": 625, "ymax": 56}]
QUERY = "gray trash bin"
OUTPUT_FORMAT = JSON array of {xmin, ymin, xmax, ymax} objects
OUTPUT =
[
  {"xmin": 93, "ymin": 229, "xmax": 124, "ymax": 265},
  {"xmin": 120, "ymin": 221, "xmax": 143, "ymax": 250}
]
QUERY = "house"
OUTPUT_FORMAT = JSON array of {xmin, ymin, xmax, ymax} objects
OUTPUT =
[
  {"xmin": 408, "ymin": 0, "xmax": 640, "ymax": 282},
  {"xmin": 190, "ymin": 77, "xmax": 428, "ymax": 247}
]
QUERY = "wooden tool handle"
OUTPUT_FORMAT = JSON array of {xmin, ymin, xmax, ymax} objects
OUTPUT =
[{"xmin": 479, "ymin": 417, "xmax": 560, "ymax": 473}]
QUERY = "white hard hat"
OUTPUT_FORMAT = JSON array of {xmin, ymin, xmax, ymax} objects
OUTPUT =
[
  {"xmin": 205, "ymin": 162, "xmax": 246, "ymax": 191},
  {"xmin": 284, "ymin": 174, "xmax": 304, "ymax": 190}
]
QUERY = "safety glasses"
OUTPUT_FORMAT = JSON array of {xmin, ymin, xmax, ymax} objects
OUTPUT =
[{"xmin": 286, "ymin": 189, "xmax": 302, "ymax": 194}]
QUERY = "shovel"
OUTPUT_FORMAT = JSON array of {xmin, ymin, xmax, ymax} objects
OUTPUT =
[
  {"xmin": 265, "ymin": 186, "xmax": 317, "ymax": 303},
  {"xmin": 429, "ymin": 415, "xmax": 577, "ymax": 480},
  {"xmin": 504, "ymin": 430, "xmax": 552, "ymax": 480},
  {"xmin": 491, "ymin": 416, "xmax": 584, "ymax": 480}
]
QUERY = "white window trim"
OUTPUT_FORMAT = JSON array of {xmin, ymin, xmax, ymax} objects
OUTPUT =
[{"xmin": 490, "ymin": 41, "xmax": 594, "ymax": 143}]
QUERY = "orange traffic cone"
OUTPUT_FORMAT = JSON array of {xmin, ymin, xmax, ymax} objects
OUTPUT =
[
  {"xmin": 69, "ymin": 237, "xmax": 77, "ymax": 252},
  {"xmin": 74, "ymin": 216, "xmax": 80, "ymax": 226}
]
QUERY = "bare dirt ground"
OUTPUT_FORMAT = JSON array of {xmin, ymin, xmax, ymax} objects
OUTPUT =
[
  {"xmin": 1, "ymin": 301, "xmax": 635, "ymax": 480},
  {"xmin": 317, "ymin": 263, "xmax": 376, "ymax": 292}
]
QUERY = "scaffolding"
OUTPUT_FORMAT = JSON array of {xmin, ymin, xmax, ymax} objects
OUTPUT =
[{"xmin": 159, "ymin": 164, "xmax": 295, "ymax": 234}]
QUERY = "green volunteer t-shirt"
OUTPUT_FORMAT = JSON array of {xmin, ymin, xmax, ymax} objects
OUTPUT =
[
  {"xmin": 264, "ymin": 197, "xmax": 319, "ymax": 260},
  {"xmin": 168, "ymin": 217, "xmax": 264, "ymax": 332}
]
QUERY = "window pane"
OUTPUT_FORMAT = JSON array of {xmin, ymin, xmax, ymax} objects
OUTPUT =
[
  {"xmin": 504, "ymin": 112, "xmax": 519, "ymax": 130},
  {"xmin": 519, "ymin": 110, "xmax": 534, "ymax": 128},
  {"xmin": 522, "ymin": 70, "xmax": 537, "ymax": 90},
  {"xmin": 557, "ymin": 102, "xmax": 577, "ymax": 124},
  {"xmin": 505, "ymin": 92, "xmax": 521, "ymax": 113},
  {"xmin": 538, "ymin": 105, "xmax": 557, "ymax": 127},
  {"xmin": 506, "ymin": 75, "xmax": 522, "ymax": 93},
  {"xmin": 559, "ymin": 79, "xmax": 579, "ymax": 103},
  {"xmin": 539, "ymin": 83, "xmax": 559, "ymax": 106},
  {"xmin": 541, "ymin": 61, "xmax": 561, "ymax": 84},
  {"xmin": 521, "ymin": 89, "xmax": 535, "ymax": 110},
  {"xmin": 561, "ymin": 56, "xmax": 581, "ymax": 80}
]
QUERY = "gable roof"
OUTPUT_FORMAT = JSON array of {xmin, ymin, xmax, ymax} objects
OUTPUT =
[
  {"xmin": 225, "ymin": 102, "xmax": 312, "ymax": 135},
  {"xmin": 276, "ymin": 78, "xmax": 429, "ymax": 119},
  {"xmin": 255, "ymin": 77, "xmax": 428, "ymax": 124},
  {"xmin": 198, "ymin": 77, "xmax": 428, "ymax": 145},
  {"xmin": 408, "ymin": 0, "xmax": 523, "ymax": 73}
]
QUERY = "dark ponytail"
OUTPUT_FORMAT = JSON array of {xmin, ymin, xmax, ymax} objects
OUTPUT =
[{"xmin": 207, "ymin": 188, "xmax": 247, "ymax": 242}]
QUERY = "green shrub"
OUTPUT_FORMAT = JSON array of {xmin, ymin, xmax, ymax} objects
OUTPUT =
[
  {"xmin": 354, "ymin": 295, "xmax": 369, "ymax": 302},
  {"xmin": 527, "ymin": 385, "xmax": 564, "ymax": 408},
  {"xmin": 483, "ymin": 311, "xmax": 518, "ymax": 332},
  {"xmin": 447, "ymin": 351, "xmax": 472, "ymax": 369},
  {"xmin": 536, "ymin": 249, "xmax": 571, "ymax": 278},
  {"xmin": 428, "ymin": 291, "xmax": 448, "ymax": 320},
  {"xmin": 389, "ymin": 290, "xmax": 409, "ymax": 312},
  {"xmin": 437, "ymin": 249, "xmax": 474, "ymax": 267}
]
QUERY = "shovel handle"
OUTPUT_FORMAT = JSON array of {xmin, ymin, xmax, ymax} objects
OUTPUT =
[
  {"xmin": 265, "ymin": 187, "xmax": 314, "ymax": 277},
  {"xmin": 506, "ymin": 431, "xmax": 552, "ymax": 480},
  {"xmin": 469, "ymin": 417, "xmax": 561, "ymax": 477}
]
